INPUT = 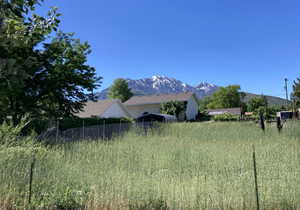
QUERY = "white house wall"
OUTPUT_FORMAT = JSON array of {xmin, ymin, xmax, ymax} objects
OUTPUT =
[
  {"xmin": 101, "ymin": 103, "xmax": 131, "ymax": 118},
  {"xmin": 125, "ymin": 96, "xmax": 198, "ymax": 120},
  {"xmin": 186, "ymin": 97, "xmax": 198, "ymax": 120}
]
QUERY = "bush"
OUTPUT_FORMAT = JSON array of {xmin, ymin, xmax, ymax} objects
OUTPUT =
[
  {"xmin": 213, "ymin": 113, "xmax": 239, "ymax": 121},
  {"xmin": 0, "ymin": 116, "xmax": 36, "ymax": 147}
]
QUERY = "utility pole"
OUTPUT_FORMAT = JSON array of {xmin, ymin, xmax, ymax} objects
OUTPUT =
[{"xmin": 284, "ymin": 78, "xmax": 289, "ymax": 109}]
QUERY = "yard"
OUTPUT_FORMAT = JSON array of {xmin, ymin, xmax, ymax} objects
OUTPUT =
[{"xmin": 0, "ymin": 121, "xmax": 300, "ymax": 209}]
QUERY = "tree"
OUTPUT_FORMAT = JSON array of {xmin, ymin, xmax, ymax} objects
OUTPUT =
[
  {"xmin": 0, "ymin": 0, "xmax": 101, "ymax": 125},
  {"xmin": 206, "ymin": 85, "xmax": 245, "ymax": 109},
  {"xmin": 108, "ymin": 78, "xmax": 133, "ymax": 102},
  {"xmin": 292, "ymin": 77, "xmax": 300, "ymax": 108},
  {"xmin": 198, "ymin": 96, "xmax": 212, "ymax": 112},
  {"xmin": 247, "ymin": 96, "xmax": 268, "ymax": 112},
  {"xmin": 160, "ymin": 101, "xmax": 185, "ymax": 118}
]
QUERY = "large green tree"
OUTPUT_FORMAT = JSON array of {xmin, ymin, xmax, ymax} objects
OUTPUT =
[
  {"xmin": 206, "ymin": 85, "xmax": 245, "ymax": 109},
  {"xmin": 247, "ymin": 96, "xmax": 268, "ymax": 112},
  {"xmin": 160, "ymin": 101, "xmax": 185, "ymax": 118},
  {"xmin": 108, "ymin": 78, "xmax": 133, "ymax": 102},
  {"xmin": 0, "ymin": 0, "xmax": 101, "ymax": 124}
]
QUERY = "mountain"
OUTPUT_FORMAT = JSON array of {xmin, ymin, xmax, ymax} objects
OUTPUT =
[
  {"xmin": 243, "ymin": 92, "xmax": 287, "ymax": 107},
  {"xmin": 96, "ymin": 76, "xmax": 218, "ymax": 99},
  {"xmin": 96, "ymin": 75, "xmax": 286, "ymax": 105}
]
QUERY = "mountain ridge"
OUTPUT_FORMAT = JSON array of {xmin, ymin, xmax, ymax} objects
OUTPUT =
[
  {"xmin": 96, "ymin": 76, "xmax": 286, "ymax": 106},
  {"xmin": 96, "ymin": 75, "xmax": 218, "ymax": 99}
]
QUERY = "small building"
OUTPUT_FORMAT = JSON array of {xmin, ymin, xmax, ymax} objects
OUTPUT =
[
  {"xmin": 136, "ymin": 113, "xmax": 177, "ymax": 122},
  {"xmin": 276, "ymin": 111, "xmax": 293, "ymax": 121},
  {"xmin": 244, "ymin": 112, "xmax": 254, "ymax": 116},
  {"xmin": 124, "ymin": 92, "xmax": 199, "ymax": 120},
  {"xmin": 75, "ymin": 99, "xmax": 132, "ymax": 118},
  {"xmin": 207, "ymin": 108, "xmax": 242, "ymax": 117}
]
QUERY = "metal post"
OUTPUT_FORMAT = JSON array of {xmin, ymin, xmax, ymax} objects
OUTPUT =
[
  {"xmin": 252, "ymin": 145, "xmax": 260, "ymax": 210},
  {"xmin": 103, "ymin": 120, "xmax": 105, "ymax": 139},
  {"xmin": 56, "ymin": 119, "xmax": 59, "ymax": 143},
  {"xmin": 97, "ymin": 118, "xmax": 100, "ymax": 139},
  {"xmin": 28, "ymin": 157, "xmax": 36, "ymax": 205}
]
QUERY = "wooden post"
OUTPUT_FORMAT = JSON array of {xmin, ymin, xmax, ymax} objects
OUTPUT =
[
  {"xmin": 252, "ymin": 145, "xmax": 260, "ymax": 210},
  {"xmin": 259, "ymin": 114, "xmax": 265, "ymax": 131},
  {"xmin": 276, "ymin": 117, "xmax": 282, "ymax": 133},
  {"xmin": 28, "ymin": 157, "xmax": 36, "ymax": 205}
]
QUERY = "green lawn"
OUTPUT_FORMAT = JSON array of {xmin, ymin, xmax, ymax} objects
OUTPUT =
[{"xmin": 1, "ymin": 121, "xmax": 300, "ymax": 209}]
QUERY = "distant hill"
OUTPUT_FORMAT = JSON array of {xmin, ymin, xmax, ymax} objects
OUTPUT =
[
  {"xmin": 96, "ymin": 75, "xmax": 286, "ymax": 106},
  {"xmin": 243, "ymin": 92, "xmax": 287, "ymax": 106}
]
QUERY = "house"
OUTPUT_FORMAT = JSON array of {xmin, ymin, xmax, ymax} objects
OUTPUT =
[
  {"xmin": 123, "ymin": 92, "xmax": 199, "ymax": 120},
  {"xmin": 76, "ymin": 99, "xmax": 132, "ymax": 118},
  {"xmin": 207, "ymin": 108, "xmax": 242, "ymax": 117}
]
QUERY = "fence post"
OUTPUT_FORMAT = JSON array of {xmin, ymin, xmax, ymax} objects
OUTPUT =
[
  {"xmin": 97, "ymin": 118, "xmax": 100, "ymax": 139},
  {"xmin": 103, "ymin": 120, "xmax": 105, "ymax": 139},
  {"xmin": 56, "ymin": 119, "xmax": 59, "ymax": 143},
  {"xmin": 119, "ymin": 119, "xmax": 122, "ymax": 134},
  {"xmin": 82, "ymin": 120, "xmax": 85, "ymax": 139},
  {"xmin": 252, "ymin": 145, "xmax": 260, "ymax": 210},
  {"xmin": 259, "ymin": 114, "xmax": 265, "ymax": 132},
  {"xmin": 28, "ymin": 157, "xmax": 36, "ymax": 205},
  {"xmin": 276, "ymin": 117, "xmax": 282, "ymax": 133}
]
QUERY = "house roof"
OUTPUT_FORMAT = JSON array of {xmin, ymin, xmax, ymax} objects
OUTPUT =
[
  {"xmin": 207, "ymin": 107, "xmax": 242, "ymax": 115},
  {"xmin": 124, "ymin": 92, "xmax": 196, "ymax": 106},
  {"xmin": 75, "ymin": 99, "xmax": 123, "ymax": 118}
]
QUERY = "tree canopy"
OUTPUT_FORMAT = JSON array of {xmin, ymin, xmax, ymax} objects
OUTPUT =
[
  {"xmin": 160, "ymin": 101, "xmax": 185, "ymax": 118},
  {"xmin": 206, "ymin": 85, "xmax": 245, "ymax": 109},
  {"xmin": 247, "ymin": 96, "xmax": 268, "ymax": 112},
  {"xmin": 108, "ymin": 78, "xmax": 133, "ymax": 102},
  {"xmin": 292, "ymin": 77, "xmax": 300, "ymax": 108},
  {"xmin": 0, "ymin": 0, "xmax": 101, "ymax": 124}
]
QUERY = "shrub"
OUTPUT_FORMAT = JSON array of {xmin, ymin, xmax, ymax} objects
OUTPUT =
[
  {"xmin": 0, "ymin": 116, "xmax": 35, "ymax": 147},
  {"xmin": 213, "ymin": 113, "xmax": 239, "ymax": 121}
]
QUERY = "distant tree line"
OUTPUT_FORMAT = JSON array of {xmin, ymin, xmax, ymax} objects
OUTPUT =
[{"xmin": 198, "ymin": 84, "xmax": 296, "ymax": 120}]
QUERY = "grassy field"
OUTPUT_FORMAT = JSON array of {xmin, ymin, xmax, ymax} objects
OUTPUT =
[{"xmin": 0, "ymin": 121, "xmax": 300, "ymax": 209}]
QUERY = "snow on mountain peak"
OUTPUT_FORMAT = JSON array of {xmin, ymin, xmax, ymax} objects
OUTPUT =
[{"xmin": 96, "ymin": 76, "xmax": 218, "ymax": 99}]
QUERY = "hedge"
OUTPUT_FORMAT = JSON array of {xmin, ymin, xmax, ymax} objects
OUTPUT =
[{"xmin": 213, "ymin": 113, "xmax": 239, "ymax": 121}]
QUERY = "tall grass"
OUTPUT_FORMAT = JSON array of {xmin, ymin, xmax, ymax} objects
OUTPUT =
[{"xmin": 0, "ymin": 121, "xmax": 300, "ymax": 209}]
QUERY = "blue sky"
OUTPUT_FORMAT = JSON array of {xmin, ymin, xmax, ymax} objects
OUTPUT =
[{"xmin": 36, "ymin": 0, "xmax": 300, "ymax": 98}]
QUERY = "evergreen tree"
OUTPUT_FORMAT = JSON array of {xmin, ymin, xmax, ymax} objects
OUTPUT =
[
  {"xmin": 292, "ymin": 77, "xmax": 300, "ymax": 108},
  {"xmin": 108, "ymin": 78, "xmax": 133, "ymax": 102}
]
